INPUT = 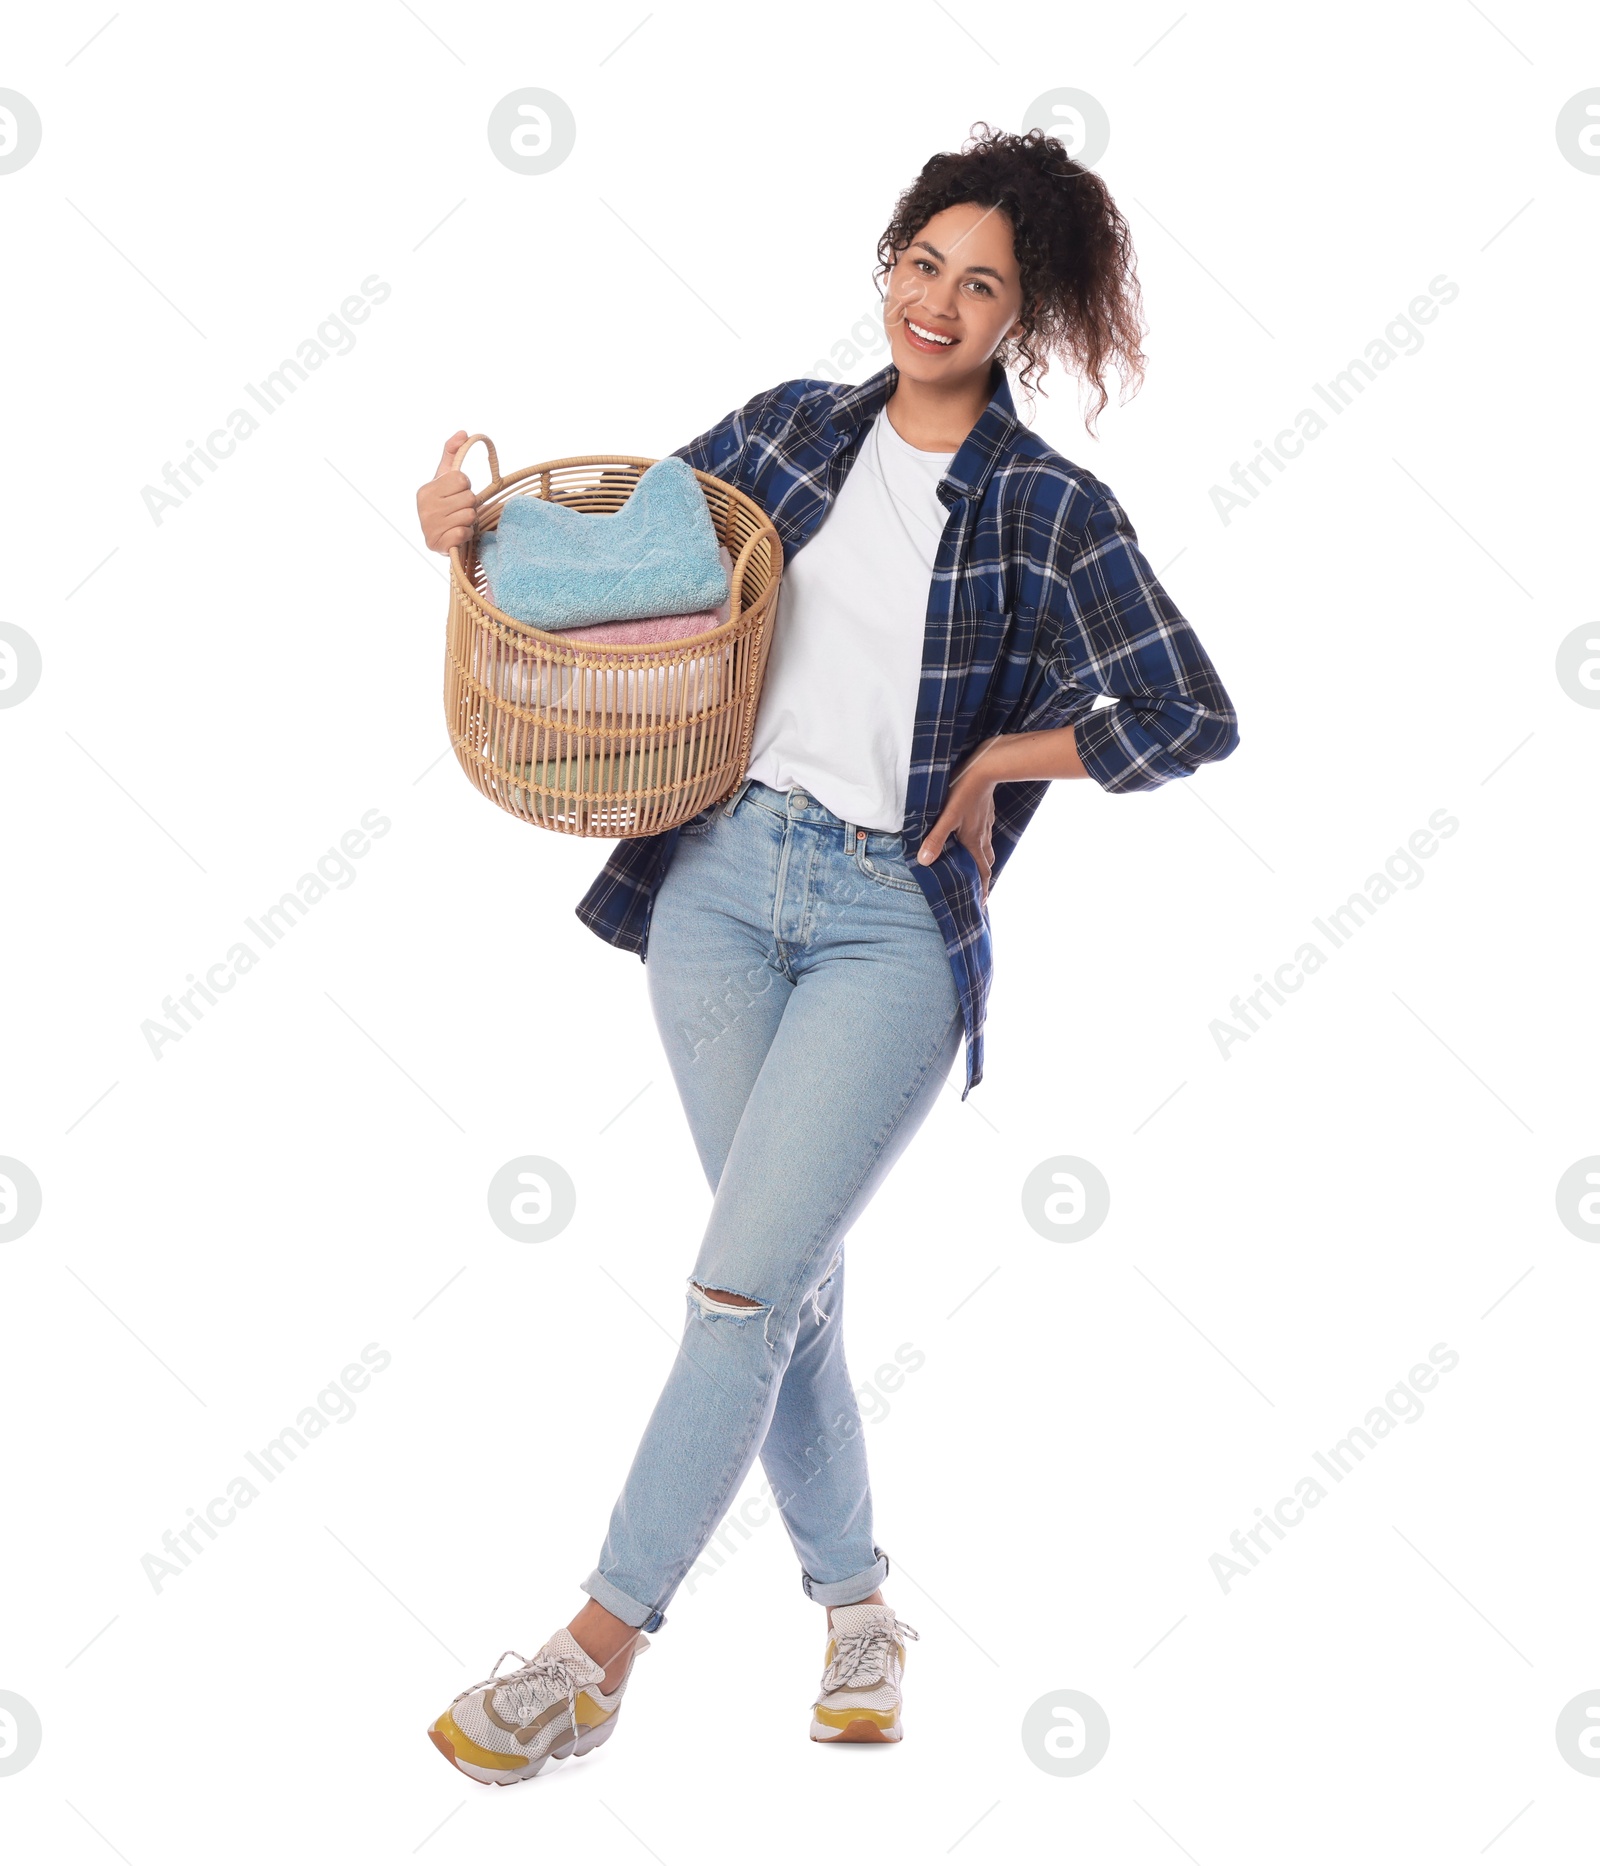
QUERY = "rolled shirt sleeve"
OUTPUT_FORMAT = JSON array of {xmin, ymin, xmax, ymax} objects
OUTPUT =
[{"xmin": 1049, "ymin": 493, "xmax": 1240, "ymax": 792}]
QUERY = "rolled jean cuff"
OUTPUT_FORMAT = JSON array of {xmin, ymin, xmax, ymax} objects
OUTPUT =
[
  {"xmin": 580, "ymin": 1568, "xmax": 668, "ymax": 1633},
  {"xmin": 800, "ymin": 1546, "xmax": 890, "ymax": 1607}
]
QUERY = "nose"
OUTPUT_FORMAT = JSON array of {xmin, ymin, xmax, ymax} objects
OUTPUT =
[{"xmin": 903, "ymin": 282, "xmax": 957, "ymax": 325}]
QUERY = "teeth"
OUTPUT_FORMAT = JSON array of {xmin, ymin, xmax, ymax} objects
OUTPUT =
[{"xmin": 907, "ymin": 320, "xmax": 954, "ymax": 345}]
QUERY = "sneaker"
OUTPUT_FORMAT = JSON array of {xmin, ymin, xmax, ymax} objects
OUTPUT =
[
  {"xmin": 810, "ymin": 1603, "xmax": 919, "ymax": 1743},
  {"xmin": 427, "ymin": 1627, "xmax": 649, "ymax": 1785}
]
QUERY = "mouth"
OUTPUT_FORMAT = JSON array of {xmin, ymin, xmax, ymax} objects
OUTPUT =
[{"xmin": 902, "ymin": 316, "xmax": 959, "ymax": 355}]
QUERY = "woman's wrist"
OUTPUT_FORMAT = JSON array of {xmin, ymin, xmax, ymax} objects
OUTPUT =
[{"xmin": 968, "ymin": 725, "xmax": 1086, "ymax": 784}]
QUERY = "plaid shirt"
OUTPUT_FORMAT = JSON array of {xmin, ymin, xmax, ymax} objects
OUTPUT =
[{"xmin": 575, "ymin": 360, "xmax": 1239, "ymax": 1096}]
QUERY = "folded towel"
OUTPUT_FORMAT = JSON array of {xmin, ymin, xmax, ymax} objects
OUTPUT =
[
  {"xmin": 511, "ymin": 747, "xmax": 711, "ymax": 799},
  {"xmin": 558, "ymin": 545, "xmax": 735, "ymax": 645},
  {"xmin": 478, "ymin": 456, "xmax": 728, "ymax": 628}
]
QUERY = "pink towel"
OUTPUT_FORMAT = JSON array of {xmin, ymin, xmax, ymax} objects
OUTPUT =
[{"xmin": 557, "ymin": 547, "xmax": 735, "ymax": 646}]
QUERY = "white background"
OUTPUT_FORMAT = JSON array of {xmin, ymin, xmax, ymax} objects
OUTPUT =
[{"xmin": 2, "ymin": 2, "xmax": 1597, "ymax": 1859}]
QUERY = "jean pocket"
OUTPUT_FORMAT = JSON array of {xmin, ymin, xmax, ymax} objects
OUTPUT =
[
  {"xmin": 676, "ymin": 805, "xmax": 718, "ymax": 838},
  {"xmin": 851, "ymin": 832, "xmax": 923, "ymax": 892}
]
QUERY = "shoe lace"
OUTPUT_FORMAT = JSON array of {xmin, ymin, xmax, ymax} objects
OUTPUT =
[
  {"xmin": 454, "ymin": 1649, "xmax": 591, "ymax": 1727},
  {"xmin": 821, "ymin": 1616, "xmax": 919, "ymax": 1692}
]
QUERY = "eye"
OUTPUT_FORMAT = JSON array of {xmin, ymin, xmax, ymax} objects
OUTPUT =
[{"xmin": 966, "ymin": 280, "xmax": 994, "ymax": 297}]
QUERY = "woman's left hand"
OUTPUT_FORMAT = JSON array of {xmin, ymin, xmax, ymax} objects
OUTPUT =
[{"xmin": 917, "ymin": 737, "xmax": 1003, "ymax": 899}]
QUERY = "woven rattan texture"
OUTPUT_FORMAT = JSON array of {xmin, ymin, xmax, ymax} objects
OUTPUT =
[{"xmin": 444, "ymin": 436, "xmax": 783, "ymax": 837}]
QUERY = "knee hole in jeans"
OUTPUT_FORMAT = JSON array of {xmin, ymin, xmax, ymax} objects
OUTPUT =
[{"xmin": 689, "ymin": 1281, "xmax": 764, "ymax": 1314}]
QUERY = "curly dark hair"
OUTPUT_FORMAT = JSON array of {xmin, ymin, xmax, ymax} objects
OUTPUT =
[{"xmin": 874, "ymin": 121, "xmax": 1146, "ymax": 431}]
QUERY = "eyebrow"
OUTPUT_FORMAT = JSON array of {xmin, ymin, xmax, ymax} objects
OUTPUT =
[{"xmin": 911, "ymin": 239, "xmax": 1005, "ymax": 282}]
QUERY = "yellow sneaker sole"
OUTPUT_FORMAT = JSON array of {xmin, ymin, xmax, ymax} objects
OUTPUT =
[{"xmin": 810, "ymin": 1715, "xmax": 902, "ymax": 1743}]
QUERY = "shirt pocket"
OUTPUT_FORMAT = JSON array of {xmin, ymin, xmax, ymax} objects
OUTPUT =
[
  {"xmin": 967, "ymin": 603, "xmax": 1041, "ymax": 729},
  {"xmin": 1012, "ymin": 604, "xmax": 1096, "ymax": 734}
]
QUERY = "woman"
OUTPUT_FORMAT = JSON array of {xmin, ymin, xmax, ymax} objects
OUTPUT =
[{"xmin": 415, "ymin": 123, "xmax": 1238, "ymax": 1781}]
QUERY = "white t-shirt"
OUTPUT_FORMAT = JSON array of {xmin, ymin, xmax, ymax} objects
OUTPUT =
[{"xmin": 745, "ymin": 406, "xmax": 954, "ymax": 831}]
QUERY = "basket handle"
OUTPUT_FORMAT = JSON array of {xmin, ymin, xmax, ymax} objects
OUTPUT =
[{"xmin": 451, "ymin": 433, "xmax": 502, "ymax": 491}]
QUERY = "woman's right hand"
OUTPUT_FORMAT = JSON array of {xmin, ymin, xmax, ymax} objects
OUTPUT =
[{"xmin": 416, "ymin": 430, "xmax": 476, "ymax": 554}]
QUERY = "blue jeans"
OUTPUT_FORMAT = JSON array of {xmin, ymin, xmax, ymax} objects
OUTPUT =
[{"xmin": 581, "ymin": 779, "xmax": 963, "ymax": 1629}]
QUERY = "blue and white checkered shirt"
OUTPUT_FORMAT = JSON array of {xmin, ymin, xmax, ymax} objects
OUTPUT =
[{"xmin": 575, "ymin": 361, "xmax": 1239, "ymax": 1096}]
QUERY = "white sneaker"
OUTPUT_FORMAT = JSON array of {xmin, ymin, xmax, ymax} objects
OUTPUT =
[
  {"xmin": 428, "ymin": 1627, "xmax": 649, "ymax": 1784},
  {"xmin": 810, "ymin": 1603, "xmax": 919, "ymax": 1743}
]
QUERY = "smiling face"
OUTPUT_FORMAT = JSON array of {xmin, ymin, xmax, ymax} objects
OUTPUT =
[{"xmin": 883, "ymin": 201, "xmax": 1026, "ymax": 388}]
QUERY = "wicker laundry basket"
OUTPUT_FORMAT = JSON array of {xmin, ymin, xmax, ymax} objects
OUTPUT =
[{"xmin": 444, "ymin": 435, "xmax": 783, "ymax": 837}]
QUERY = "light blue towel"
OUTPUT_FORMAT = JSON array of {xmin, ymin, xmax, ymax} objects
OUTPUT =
[{"xmin": 478, "ymin": 455, "xmax": 729, "ymax": 629}]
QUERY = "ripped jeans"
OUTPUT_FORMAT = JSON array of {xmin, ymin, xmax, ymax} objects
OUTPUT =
[{"xmin": 580, "ymin": 778, "xmax": 964, "ymax": 1629}]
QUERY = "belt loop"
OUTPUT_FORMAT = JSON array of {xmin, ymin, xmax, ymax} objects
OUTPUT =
[{"xmin": 722, "ymin": 776, "xmax": 753, "ymax": 817}]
